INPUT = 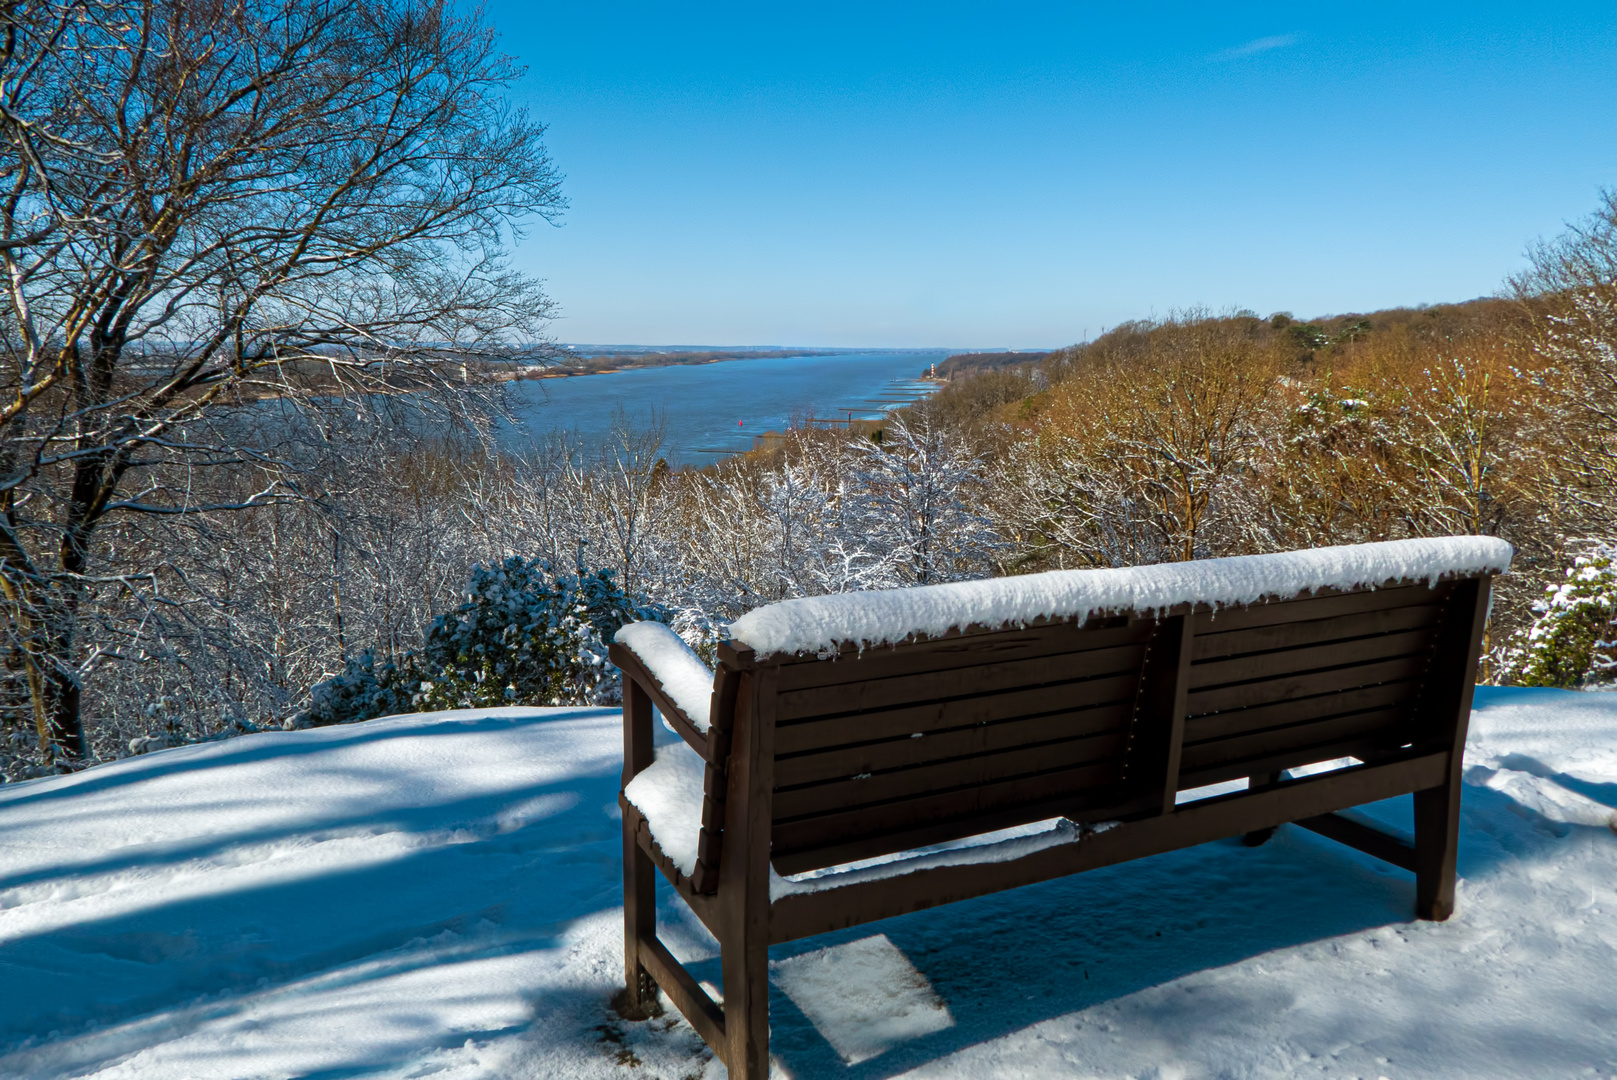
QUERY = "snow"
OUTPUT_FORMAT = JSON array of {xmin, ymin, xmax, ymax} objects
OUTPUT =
[
  {"xmin": 1, "ymin": 683, "xmax": 1613, "ymax": 1079},
  {"xmin": 769, "ymin": 818, "xmax": 1099, "ymax": 901},
  {"xmin": 623, "ymin": 739, "xmax": 708, "ymax": 876},
  {"xmin": 614, "ymin": 622, "xmax": 714, "ymax": 731},
  {"xmin": 729, "ymin": 536, "xmax": 1515, "ymax": 656}
]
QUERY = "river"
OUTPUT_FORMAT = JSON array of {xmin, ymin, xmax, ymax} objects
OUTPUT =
[{"xmin": 501, "ymin": 349, "xmax": 950, "ymax": 467}]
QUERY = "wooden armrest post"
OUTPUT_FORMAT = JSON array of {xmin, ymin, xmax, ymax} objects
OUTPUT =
[{"xmin": 621, "ymin": 676, "xmax": 658, "ymax": 1013}]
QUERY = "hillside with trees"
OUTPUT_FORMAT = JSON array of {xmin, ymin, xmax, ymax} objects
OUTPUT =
[{"xmin": 3, "ymin": 0, "xmax": 1616, "ymax": 782}]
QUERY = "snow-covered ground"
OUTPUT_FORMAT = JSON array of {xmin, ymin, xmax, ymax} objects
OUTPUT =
[{"xmin": 0, "ymin": 688, "xmax": 1613, "ymax": 1079}]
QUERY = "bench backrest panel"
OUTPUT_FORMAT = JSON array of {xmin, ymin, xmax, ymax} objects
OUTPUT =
[
  {"xmin": 1178, "ymin": 582, "xmax": 1456, "ymax": 788},
  {"xmin": 767, "ymin": 617, "xmax": 1156, "ymax": 872}
]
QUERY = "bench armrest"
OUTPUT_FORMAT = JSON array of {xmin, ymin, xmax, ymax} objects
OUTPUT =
[{"xmin": 611, "ymin": 622, "xmax": 714, "ymax": 759}]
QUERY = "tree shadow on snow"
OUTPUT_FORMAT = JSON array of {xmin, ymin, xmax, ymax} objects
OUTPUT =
[
  {"xmin": 0, "ymin": 764, "xmax": 628, "ymax": 1074},
  {"xmin": 0, "ymin": 709, "xmax": 616, "ymax": 895},
  {"xmin": 0, "ymin": 708, "xmax": 614, "ymax": 816}
]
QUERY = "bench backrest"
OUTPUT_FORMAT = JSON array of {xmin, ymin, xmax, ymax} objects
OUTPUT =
[{"xmin": 708, "ymin": 574, "xmax": 1488, "ymax": 880}]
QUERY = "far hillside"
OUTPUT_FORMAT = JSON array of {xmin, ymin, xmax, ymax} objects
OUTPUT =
[{"xmin": 935, "ymin": 350, "xmax": 1052, "ymax": 378}]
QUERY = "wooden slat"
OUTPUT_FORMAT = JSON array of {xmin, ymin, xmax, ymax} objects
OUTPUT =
[
  {"xmin": 773, "ymin": 731, "xmax": 1128, "ymax": 819},
  {"xmin": 774, "ymin": 617, "xmax": 1152, "ymax": 691},
  {"xmin": 774, "ymin": 673, "xmax": 1139, "ymax": 756},
  {"xmin": 771, "ymin": 758, "xmax": 1123, "ymax": 861},
  {"xmin": 767, "ymin": 751, "xmax": 1450, "ymax": 943},
  {"xmin": 1189, "ymin": 627, "xmax": 1439, "ymax": 690},
  {"xmin": 774, "ymin": 702, "xmax": 1133, "ymax": 787},
  {"xmin": 1295, "ymin": 811, "xmax": 1418, "ymax": 871},
  {"xmin": 639, "ymin": 934, "xmax": 727, "ymax": 1056},
  {"xmin": 778, "ymin": 643, "xmax": 1148, "ymax": 721},
  {"xmin": 1190, "ymin": 584, "xmax": 1444, "ymax": 635},
  {"xmin": 1179, "ymin": 705, "xmax": 1410, "ymax": 773},
  {"xmin": 1191, "ymin": 603, "xmax": 1444, "ymax": 662},
  {"xmin": 1184, "ymin": 679, "xmax": 1423, "ymax": 743},
  {"xmin": 770, "ymin": 791, "xmax": 1158, "ymax": 876},
  {"xmin": 1177, "ymin": 732, "xmax": 1405, "ymax": 790},
  {"xmin": 1186, "ymin": 653, "xmax": 1431, "ymax": 716}
]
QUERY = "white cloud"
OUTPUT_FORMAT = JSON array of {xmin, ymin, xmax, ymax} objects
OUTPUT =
[{"xmin": 1217, "ymin": 33, "xmax": 1298, "ymax": 60}]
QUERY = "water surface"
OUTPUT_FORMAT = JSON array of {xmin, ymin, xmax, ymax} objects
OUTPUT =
[{"xmin": 503, "ymin": 350, "xmax": 948, "ymax": 467}]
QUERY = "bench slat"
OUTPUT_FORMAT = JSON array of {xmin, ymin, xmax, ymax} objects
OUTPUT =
[
  {"xmin": 772, "ymin": 617, "xmax": 1151, "ymax": 691},
  {"xmin": 773, "ymin": 730, "xmax": 1129, "ymax": 820},
  {"xmin": 1191, "ymin": 602, "xmax": 1444, "ymax": 662},
  {"xmin": 774, "ymin": 701, "xmax": 1133, "ymax": 786},
  {"xmin": 774, "ymin": 672, "xmax": 1138, "ymax": 756},
  {"xmin": 1183, "ymin": 678, "xmax": 1423, "ymax": 743},
  {"xmin": 1179, "ymin": 704, "xmax": 1412, "ymax": 773},
  {"xmin": 1188, "ymin": 627, "xmax": 1441, "ymax": 690},
  {"xmin": 1190, "ymin": 583, "xmax": 1444, "ymax": 634},
  {"xmin": 771, "ymin": 759, "xmax": 1127, "ymax": 869},
  {"xmin": 1186, "ymin": 653, "xmax": 1431, "ymax": 716},
  {"xmin": 778, "ymin": 642, "xmax": 1147, "ymax": 721},
  {"xmin": 1177, "ymin": 732, "xmax": 1412, "ymax": 790}
]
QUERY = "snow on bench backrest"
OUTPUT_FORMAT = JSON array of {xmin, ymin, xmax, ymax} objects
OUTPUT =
[{"xmin": 729, "ymin": 537, "xmax": 1512, "ymax": 658}]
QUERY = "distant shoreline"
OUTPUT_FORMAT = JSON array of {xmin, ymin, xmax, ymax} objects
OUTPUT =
[{"xmin": 513, "ymin": 348, "xmax": 858, "ymax": 381}]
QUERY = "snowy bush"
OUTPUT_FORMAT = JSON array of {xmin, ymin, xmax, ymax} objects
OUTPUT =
[
  {"xmin": 412, "ymin": 557, "xmax": 665, "ymax": 712},
  {"xmin": 295, "ymin": 557, "xmax": 667, "ymax": 727},
  {"xmin": 1499, "ymin": 544, "xmax": 1617, "ymax": 687},
  {"xmin": 299, "ymin": 650, "xmax": 415, "ymax": 728}
]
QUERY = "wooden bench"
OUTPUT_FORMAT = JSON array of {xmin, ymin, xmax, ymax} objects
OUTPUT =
[{"xmin": 609, "ymin": 537, "xmax": 1511, "ymax": 1078}]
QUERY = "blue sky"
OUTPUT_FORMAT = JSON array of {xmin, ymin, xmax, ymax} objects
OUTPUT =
[{"xmin": 486, "ymin": 2, "xmax": 1617, "ymax": 349}]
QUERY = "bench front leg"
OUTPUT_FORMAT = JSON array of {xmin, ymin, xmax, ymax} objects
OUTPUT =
[{"xmin": 621, "ymin": 676, "xmax": 659, "ymax": 1015}]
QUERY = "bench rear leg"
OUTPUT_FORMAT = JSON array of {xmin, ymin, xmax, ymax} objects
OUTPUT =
[{"xmin": 1414, "ymin": 780, "xmax": 1461, "ymax": 920}]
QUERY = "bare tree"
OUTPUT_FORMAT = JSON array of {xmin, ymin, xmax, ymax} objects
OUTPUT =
[{"xmin": 0, "ymin": 0, "xmax": 563, "ymax": 757}]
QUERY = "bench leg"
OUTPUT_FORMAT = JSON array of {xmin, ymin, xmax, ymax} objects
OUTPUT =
[
  {"xmin": 1414, "ymin": 780, "xmax": 1461, "ymax": 921},
  {"xmin": 721, "ymin": 909, "xmax": 771, "ymax": 1079},
  {"xmin": 1242, "ymin": 771, "xmax": 1283, "ymax": 846},
  {"xmin": 618, "ymin": 826, "xmax": 660, "ymax": 1018}
]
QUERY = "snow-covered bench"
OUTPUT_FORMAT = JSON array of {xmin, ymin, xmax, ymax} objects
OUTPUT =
[{"xmin": 609, "ymin": 537, "xmax": 1511, "ymax": 1078}]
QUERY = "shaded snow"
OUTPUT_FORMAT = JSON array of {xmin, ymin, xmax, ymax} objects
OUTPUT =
[
  {"xmin": 729, "ymin": 536, "xmax": 1514, "ymax": 656},
  {"xmin": 1, "ymin": 684, "xmax": 1613, "ymax": 1079},
  {"xmin": 614, "ymin": 622, "xmax": 714, "ymax": 732}
]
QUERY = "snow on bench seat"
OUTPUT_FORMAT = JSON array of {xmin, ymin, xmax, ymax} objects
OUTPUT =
[
  {"xmin": 623, "ymin": 741, "xmax": 707, "ymax": 876},
  {"xmin": 729, "ymin": 536, "xmax": 1514, "ymax": 657}
]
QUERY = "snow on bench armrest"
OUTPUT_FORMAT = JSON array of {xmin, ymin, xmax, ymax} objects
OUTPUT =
[
  {"xmin": 730, "ymin": 536, "xmax": 1514, "ymax": 657},
  {"xmin": 624, "ymin": 741, "xmax": 707, "ymax": 876},
  {"xmin": 614, "ymin": 622, "xmax": 714, "ymax": 733}
]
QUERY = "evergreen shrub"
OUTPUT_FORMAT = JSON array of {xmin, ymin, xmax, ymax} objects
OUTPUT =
[
  {"xmin": 1500, "ymin": 545, "xmax": 1617, "ymax": 687},
  {"xmin": 295, "ymin": 557, "xmax": 666, "ymax": 727}
]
